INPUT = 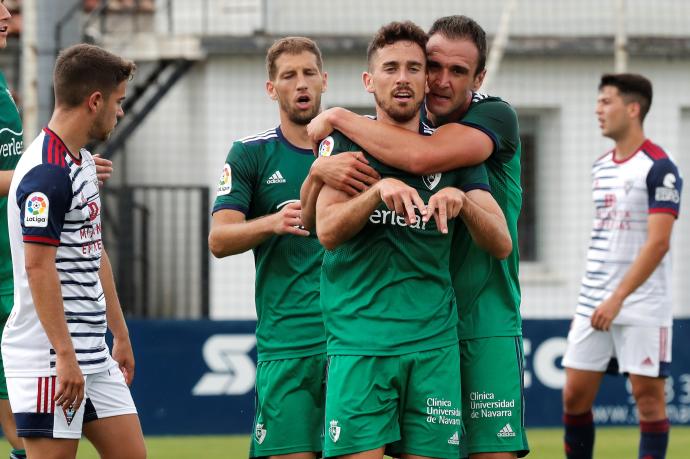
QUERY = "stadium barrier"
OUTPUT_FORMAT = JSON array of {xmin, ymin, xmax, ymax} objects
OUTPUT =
[{"xmin": 126, "ymin": 319, "xmax": 690, "ymax": 435}]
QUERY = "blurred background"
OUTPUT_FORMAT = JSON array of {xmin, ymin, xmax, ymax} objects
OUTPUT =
[{"xmin": 5, "ymin": 0, "xmax": 690, "ymax": 449}]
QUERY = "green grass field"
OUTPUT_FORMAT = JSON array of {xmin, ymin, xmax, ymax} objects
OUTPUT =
[{"xmin": 73, "ymin": 426, "xmax": 690, "ymax": 458}]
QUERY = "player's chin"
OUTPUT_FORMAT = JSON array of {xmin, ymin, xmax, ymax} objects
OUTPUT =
[{"xmin": 289, "ymin": 109, "xmax": 319, "ymax": 125}]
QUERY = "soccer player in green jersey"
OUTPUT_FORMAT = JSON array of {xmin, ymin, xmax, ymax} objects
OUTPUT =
[
  {"xmin": 208, "ymin": 37, "xmax": 378, "ymax": 459},
  {"xmin": 0, "ymin": 3, "xmax": 26, "ymax": 458},
  {"xmin": 313, "ymin": 21, "xmax": 511, "ymax": 459},
  {"xmin": 306, "ymin": 15, "xmax": 528, "ymax": 459}
]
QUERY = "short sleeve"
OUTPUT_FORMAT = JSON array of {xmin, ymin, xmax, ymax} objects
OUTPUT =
[
  {"xmin": 212, "ymin": 141, "xmax": 257, "ymax": 215},
  {"xmin": 646, "ymin": 158, "xmax": 682, "ymax": 217},
  {"xmin": 17, "ymin": 164, "xmax": 73, "ymax": 246},
  {"xmin": 458, "ymin": 99, "xmax": 520, "ymax": 164},
  {"xmin": 454, "ymin": 163, "xmax": 491, "ymax": 193},
  {"xmin": 318, "ymin": 130, "xmax": 358, "ymax": 158}
]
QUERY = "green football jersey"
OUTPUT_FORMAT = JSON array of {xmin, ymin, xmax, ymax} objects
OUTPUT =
[
  {"xmin": 213, "ymin": 126, "xmax": 325, "ymax": 361},
  {"xmin": 0, "ymin": 72, "xmax": 23, "ymax": 295},
  {"xmin": 438, "ymin": 93, "xmax": 523, "ymax": 339},
  {"xmin": 318, "ymin": 126, "xmax": 490, "ymax": 356}
]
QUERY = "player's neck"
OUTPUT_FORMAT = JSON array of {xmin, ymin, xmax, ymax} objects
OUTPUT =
[
  {"xmin": 613, "ymin": 127, "xmax": 646, "ymax": 161},
  {"xmin": 278, "ymin": 119, "xmax": 311, "ymax": 149},
  {"xmin": 47, "ymin": 109, "xmax": 88, "ymax": 160},
  {"xmin": 375, "ymin": 107, "xmax": 420, "ymax": 132}
]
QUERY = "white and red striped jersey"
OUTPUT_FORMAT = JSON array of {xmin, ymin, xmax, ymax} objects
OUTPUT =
[
  {"xmin": 576, "ymin": 139, "xmax": 682, "ymax": 326},
  {"xmin": 2, "ymin": 128, "xmax": 112, "ymax": 377}
]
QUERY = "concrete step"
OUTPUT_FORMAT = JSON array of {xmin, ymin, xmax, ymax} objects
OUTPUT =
[{"xmin": 99, "ymin": 33, "xmax": 205, "ymax": 61}]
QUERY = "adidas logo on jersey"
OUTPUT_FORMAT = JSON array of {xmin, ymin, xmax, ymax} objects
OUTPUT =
[
  {"xmin": 448, "ymin": 431, "xmax": 460, "ymax": 445},
  {"xmin": 266, "ymin": 171, "xmax": 286, "ymax": 184},
  {"xmin": 497, "ymin": 423, "xmax": 516, "ymax": 438}
]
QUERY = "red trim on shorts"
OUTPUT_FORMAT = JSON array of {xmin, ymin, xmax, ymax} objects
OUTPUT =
[
  {"xmin": 43, "ymin": 377, "xmax": 49, "ymax": 413},
  {"xmin": 36, "ymin": 378, "xmax": 42, "ymax": 413},
  {"xmin": 50, "ymin": 376, "xmax": 56, "ymax": 414},
  {"xmin": 660, "ymin": 328, "xmax": 668, "ymax": 362}
]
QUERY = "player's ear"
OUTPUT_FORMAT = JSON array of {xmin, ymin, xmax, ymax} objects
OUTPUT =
[
  {"xmin": 266, "ymin": 80, "xmax": 278, "ymax": 101},
  {"xmin": 321, "ymin": 71, "xmax": 328, "ymax": 93},
  {"xmin": 362, "ymin": 72, "xmax": 374, "ymax": 94},
  {"xmin": 627, "ymin": 101, "xmax": 641, "ymax": 122},
  {"xmin": 87, "ymin": 91, "xmax": 104, "ymax": 114},
  {"xmin": 472, "ymin": 68, "xmax": 487, "ymax": 92}
]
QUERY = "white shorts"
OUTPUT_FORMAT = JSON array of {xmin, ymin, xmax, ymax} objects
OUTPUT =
[
  {"xmin": 7, "ymin": 363, "xmax": 137, "ymax": 439},
  {"xmin": 562, "ymin": 314, "xmax": 672, "ymax": 378}
]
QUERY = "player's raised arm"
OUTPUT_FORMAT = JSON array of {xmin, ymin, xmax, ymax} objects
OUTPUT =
[
  {"xmin": 209, "ymin": 204, "xmax": 309, "ymax": 258},
  {"xmin": 299, "ymin": 171, "xmax": 323, "ymax": 232},
  {"xmin": 208, "ymin": 139, "xmax": 310, "ymax": 258},
  {"xmin": 300, "ymin": 152, "xmax": 380, "ymax": 230},
  {"xmin": 316, "ymin": 178, "xmax": 425, "ymax": 250},
  {"xmin": 315, "ymin": 185, "xmax": 379, "ymax": 250},
  {"xmin": 308, "ymin": 106, "xmax": 493, "ymax": 174}
]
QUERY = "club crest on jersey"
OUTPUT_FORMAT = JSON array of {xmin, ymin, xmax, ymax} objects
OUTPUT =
[
  {"xmin": 255, "ymin": 423, "xmax": 267, "ymax": 444},
  {"xmin": 64, "ymin": 405, "xmax": 76, "ymax": 426},
  {"xmin": 24, "ymin": 192, "xmax": 49, "ymax": 227},
  {"xmin": 88, "ymin": 202, "xmax": 100, "ymax": 221},
  {"xmin": 329, "ymin": 419, "xmax": 341, "ymax": 443},
  {"xmin": 624, "ymin": 180, "xmax": 634, "ymax": 194},
  {"xmin": 423, "ymin": 173, "xmax": 442, "ymax": 190},
  {"xmin": 319, "ymin": 136, "xmax": 334, "ymax": 157},
  {"xmin": 217, "ymin": 163, "xmax": 232, "ymax": 196}
]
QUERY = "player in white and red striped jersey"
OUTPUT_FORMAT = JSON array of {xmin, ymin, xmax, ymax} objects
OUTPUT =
[
  {"xmin": 562, "ymin": 74, "xmax": 682, "ymax": 459},
  {"xmin": 1, "ymin": 44, "xmax": 145, "ymax": 459}
]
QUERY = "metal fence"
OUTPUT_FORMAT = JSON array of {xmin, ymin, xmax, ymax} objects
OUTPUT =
[{"xmin": 101, "ymin": 185, "xmax": 211, "ymax": 318}]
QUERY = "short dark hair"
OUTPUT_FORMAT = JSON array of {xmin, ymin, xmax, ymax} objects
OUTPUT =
[
  {"xmin": 54, "ymin": 44, "xmax": 136, "ymax": 108},
  {"xmin": 429, "ymin": 15, "xmax": 487, "ymax": 76},
  {"xmin": 367, "ymin": 21, "xmax": 428, "ymax": 67},
  {"xmin": 266, "ymin": 36, "xmax": 323, "ymax": 80},
  {"xmin": 599, "ymin": 73, "xmax": 653, "ymax": 122}
]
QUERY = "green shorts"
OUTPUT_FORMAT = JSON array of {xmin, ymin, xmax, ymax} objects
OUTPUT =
[
  {"xmin": 249, "ymin": 353, "xmax": 327, "ymax": 458},
  {"xmin": 324, "ymin": 345, "xmax": 462, "ymax": 459},
  {"xmin": 0, "ymin": 294, "xmax": 12, "ymax": 400},
  {"xmin": 460, "ymin": 336, "xmax": 529, "ymax": 458}
]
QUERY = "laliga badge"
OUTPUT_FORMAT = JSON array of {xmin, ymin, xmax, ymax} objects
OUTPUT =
[{"xmin": 319, "ymin": 136, "xmax": 334, "ymax": 157}]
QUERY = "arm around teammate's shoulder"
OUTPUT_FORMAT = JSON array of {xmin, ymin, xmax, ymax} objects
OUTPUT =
[
  {"xmin": 321, "ymin": 107, "xmax": 493, "ymax": 175},
  {"xmin": 400, "ymin": 123, "xmax": 494, "ymax": 175}
]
